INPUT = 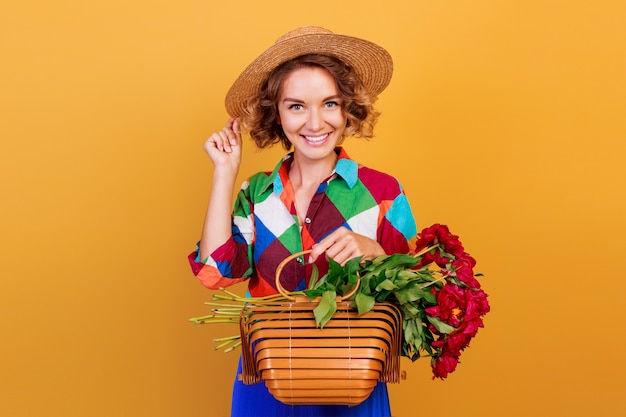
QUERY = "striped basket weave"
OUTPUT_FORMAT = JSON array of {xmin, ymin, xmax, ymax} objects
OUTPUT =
[{"xmin": 238, "ymin": 251, "xmax": 402, "ymax": 406}]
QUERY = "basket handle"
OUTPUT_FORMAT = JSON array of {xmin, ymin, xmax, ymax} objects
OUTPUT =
[{"xmin": 275, "ymin": 249, "xmax": 360, "ymax": 301}]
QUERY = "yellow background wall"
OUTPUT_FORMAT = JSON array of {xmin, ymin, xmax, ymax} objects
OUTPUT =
[{"xmin": 2, "ymin": 1, "xmax": 625, "ymax": 416}]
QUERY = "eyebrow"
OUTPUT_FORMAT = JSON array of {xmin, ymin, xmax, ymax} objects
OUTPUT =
[{"xmin": 282, "ymin": 95, "xmax": 342, "ymax": 104}]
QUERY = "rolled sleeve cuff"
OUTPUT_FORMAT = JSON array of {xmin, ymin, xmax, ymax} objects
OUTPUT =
[{"xmin": 188, "ymin": 240, "xmax": 246, "ymax": 289}]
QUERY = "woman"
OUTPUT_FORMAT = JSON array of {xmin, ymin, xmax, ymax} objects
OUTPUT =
[{"xmin": 189, "ymin": 26, "xmax": 416, "ymax": 417}]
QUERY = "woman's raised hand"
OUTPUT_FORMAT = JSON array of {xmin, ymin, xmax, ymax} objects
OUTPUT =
[
  {"xmin": 203, "ymin": 118, "xmax": 242, "ymax": 175},
  {"xmin": 199, "ymin": 118, "xmax": 243, "ymax": 259}
]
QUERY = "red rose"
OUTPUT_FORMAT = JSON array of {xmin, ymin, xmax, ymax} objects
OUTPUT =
[
  {"xmin": 415, "ymin": 250, "xmax": 448, "ymax": 270},
  {"xmin": 465, "ymin": 288, "xmax": 490, "ymax": 320},
  {"xmin": 453, "ymin": 256, "xmax": 480, "ymax": 288},
  {"xmin": 445, "ymin": 319, "xmax": 482, "ymax": 354},
  {"xmin": 414, "ymin": 224, "xmax": 447, "ymax": 249},
  {"xmin": 413, "ymin": 224, "xmax": 471, "ymax": 269},
  {"xmin": 432, "ymin": 352, "xmax": 459, "ymax": 379},
  {"xmin": 419, "ymin": 224, "xmax": 465, "ymax": 253},
  {"xmin": 427, "ymin": 283, "xmax": 467, "ymax": 328},
  {"xmin": 414, "ymin": 224, "xmax": 461, "ymax": 252}
]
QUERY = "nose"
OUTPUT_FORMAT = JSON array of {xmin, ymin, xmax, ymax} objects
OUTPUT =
[{"xmin": 306, "ymin": 108, "xmax": 324, "ymax": 132}]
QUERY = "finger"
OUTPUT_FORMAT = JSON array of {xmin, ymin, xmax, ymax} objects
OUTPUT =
[
  {"xmin": 224, "ymin": 127, "xmax": 240, "ymax": 150},
  {"xmin": 311, "ymin": 239, "xmax": 349, "ymax": 264},
  {"xmin": 204, "ymin": 134, "xmax": 221, "ymax": 152},
  {"xmin": 308, "ymin": 239, "xmax": 335, "ymax": 263},
  {"xmin": 308, "ymin": 227, "xmax": 347, "ymax": 262},
  {"xmin": 328, "ymin": 243, "xmax": 355, "ymax": 266},
  {"xmin": 217, "ymin": 130, "xmax": 233, "ymax": 153},
  {"xmin": 232, "ymin": 119, "xmax": 242, "ymax": 144},
  {"xmin": 324, "ymin": 239, "xmax": 345, "ymax": 259},
  {"xmin": 308, "ymin": 244, "xmax": 326, "ymax": 263}
]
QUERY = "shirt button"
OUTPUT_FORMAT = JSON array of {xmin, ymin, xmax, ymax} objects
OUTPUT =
[
  {"xmin": 305, "ymin": 217, "xmax": 311, "ymax": 224},
  {"xmin": 296, "ymin": 257, "xmax": 304, "ymax": 264}
]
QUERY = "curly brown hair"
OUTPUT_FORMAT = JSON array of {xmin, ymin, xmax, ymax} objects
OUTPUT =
[{"xmin": 240, "ymin": 54, "xmax": 381, "ymax": 150}]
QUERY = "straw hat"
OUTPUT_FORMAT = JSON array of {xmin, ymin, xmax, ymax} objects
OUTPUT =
[{"xmin": 224, "ymin": 26, "xmax": 393, "ymax": 118}]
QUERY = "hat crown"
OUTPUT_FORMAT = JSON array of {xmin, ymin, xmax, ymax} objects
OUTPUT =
[
  {"xmin": 275, "ymin": 26, "xmax": 333, "ymax": 43},
  {"xmin": 225, "ymin": 26, "xmax": 393, "ymax": 118}
]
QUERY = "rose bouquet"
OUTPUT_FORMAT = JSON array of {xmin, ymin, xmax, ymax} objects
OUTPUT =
[{"xmin": 190, "ymin": 224, "xmax": 490, "ymax": 380}]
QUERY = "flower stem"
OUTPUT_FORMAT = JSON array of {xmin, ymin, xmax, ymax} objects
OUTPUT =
[
  {"xmin": 204, "ymin": 301, "xmax": 246, "ymax": 308},
  {"xmin": 224, "ymin": 340, "xmax": 242, "ymax": 353},
  {"xmin": 413, "ymin": 244, "xmax": 440, "ymax": 258},
  {"xmin": 217, "ymin": 287, "xmax": 242, "ymax": 299},
  {"xmin": 420, "ymin": 275, "xmax": 447, "ymax": 289},
  {"xmin": 213, "ymin": 335, "xmax": 241, "ymax": 342},
  {"xmin": 214, "ymin": 337, "xmax": 241, "ymax": 351},
  {"xmin": 189, "ymin": 318, "xmax": 239, "ymax": 324}
]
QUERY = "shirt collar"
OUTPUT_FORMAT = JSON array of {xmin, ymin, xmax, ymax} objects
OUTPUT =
[{"xmin": 259, "ymin": 147, "xmax": 359, "ymax": 194}]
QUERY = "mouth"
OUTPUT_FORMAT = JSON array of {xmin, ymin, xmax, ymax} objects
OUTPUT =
[{"xmin": 302, "ymin": 133, "xmax": 330, "ymax": 144}]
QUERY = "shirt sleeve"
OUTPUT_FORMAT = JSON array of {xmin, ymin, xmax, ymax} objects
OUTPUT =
[
  {"xmin": 187, "ymin": 180, "xmax": 256, "ymax": 290},
  {"xmin": 377, "ymin": 179, "xmax": 417, "ymax": 254}
]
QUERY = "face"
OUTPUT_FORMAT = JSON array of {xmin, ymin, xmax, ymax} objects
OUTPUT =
[{"xmin": 277, "ymin": 66, "xmax": 347, "ymax": 163}]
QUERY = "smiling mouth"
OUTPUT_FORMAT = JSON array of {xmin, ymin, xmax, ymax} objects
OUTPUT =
[{"xmin": 302, "ymin": 133, "xmax": 330, "ymax": 143}]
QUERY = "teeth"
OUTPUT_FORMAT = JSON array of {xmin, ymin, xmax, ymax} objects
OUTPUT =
[{"xmin": 304, "ymin": 134, "xmax": 329, "ymax": 142}]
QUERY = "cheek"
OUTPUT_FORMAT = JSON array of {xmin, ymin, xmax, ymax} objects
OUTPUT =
[
  {"xmin": 330, "ymin": 111, "xmax": 348, "ymax": 129},
  {"xmin": 278, "ymin": 113, "xmax": 302, "ymax": 132}
]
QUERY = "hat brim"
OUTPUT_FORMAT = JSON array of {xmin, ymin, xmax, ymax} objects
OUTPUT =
[{"xmin": 224, "ymin": 31, "xmax": 393, "ymax": 118}]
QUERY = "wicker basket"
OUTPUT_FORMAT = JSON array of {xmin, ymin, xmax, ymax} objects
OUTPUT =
[{"xmin": 239, "ymin": 251, "xmax": 403, "ymax": 406}]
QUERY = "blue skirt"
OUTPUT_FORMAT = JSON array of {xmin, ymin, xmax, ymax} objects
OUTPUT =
[{"xmin": 230, "ymin": 357, "xmax": 392, "ymax": 417}]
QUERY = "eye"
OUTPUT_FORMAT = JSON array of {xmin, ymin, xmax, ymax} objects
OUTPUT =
[
  {"xmin": 325, "ymin": 101, "xmax": 340, "ymax": 108},
  {"xmin": 288, "ymin": 103, "xmax": 303, "ymax": 111}
]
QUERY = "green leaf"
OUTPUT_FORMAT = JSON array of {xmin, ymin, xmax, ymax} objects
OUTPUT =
[
  {"xmin": 403, "ymin": 319, "xmax": 416, "ymax": 344},
  {"xmin": 358, "ymin": 275, "xmax": 373, "ymax": 296},
  {"xmin": 355, "ymin": 292, "xmax": 375, "ymax": 315},
  {"xmin": 393, "ymin": 284, "xmax": 428, "ymax": 304},
  {"xmin": 400, "ymin": 303, "xmax": 419, "ymax": 317},
  {"xmin": 375, "ymin": 289, "xmax": 391, "ymax": 302},
  {"xmin": 304, "ymin": 288, "xmax": 324, "ymax": 299},
  {"xmin": 347, "ymin": 272, "xmax": 359, "ymax": 286},
  {"xmin": 313, "ymin": 290, "xmax": 337, "ymax": 328},
  {"xmin": 414, "ymin": 316, "xmax": 424, "ymax": 337},
  {"xmin": 423, "ymin": 291, "xmax": 437, "ymax": 304},
  {"xmin": 327, "ymin": 258, "xmax": 345, "ymax": 281},
  {"xmin": 396, "ymin": 269, "xmax": 420, "ymax": 284},
  {"xmin": 426, "ymin": 316, "xmax": 456, "ymax": 334},
  {"xmin": 441, "ymin": 251, "xmax": 455, "ymax": 261},
  {"xmin": 403, "ymin": 318, "xmax": 424, "ymax": 348},
  {"xmin": 375, "ymin": 278, "xmax": 398, "ymax": 291},
  {"xmin": 380, "ymin": 253, "xmax": 420, "ymax": 269},
  {"xmin": 374, "ymin": 271, "xmax": 387, "ymax": 287},
  {"xmin": 344, "ymin": 256, "xmax": 363, "ymax": 275}
]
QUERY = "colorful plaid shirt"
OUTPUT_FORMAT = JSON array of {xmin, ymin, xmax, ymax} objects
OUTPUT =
[{"xmin": 189, "ymin": 147, "xmax": 417, "ymax": 297}]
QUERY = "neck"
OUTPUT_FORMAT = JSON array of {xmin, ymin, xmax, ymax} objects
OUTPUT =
[{"xmin": 289, "ymin": 150, "xmax": 338, "ymax": 188}]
